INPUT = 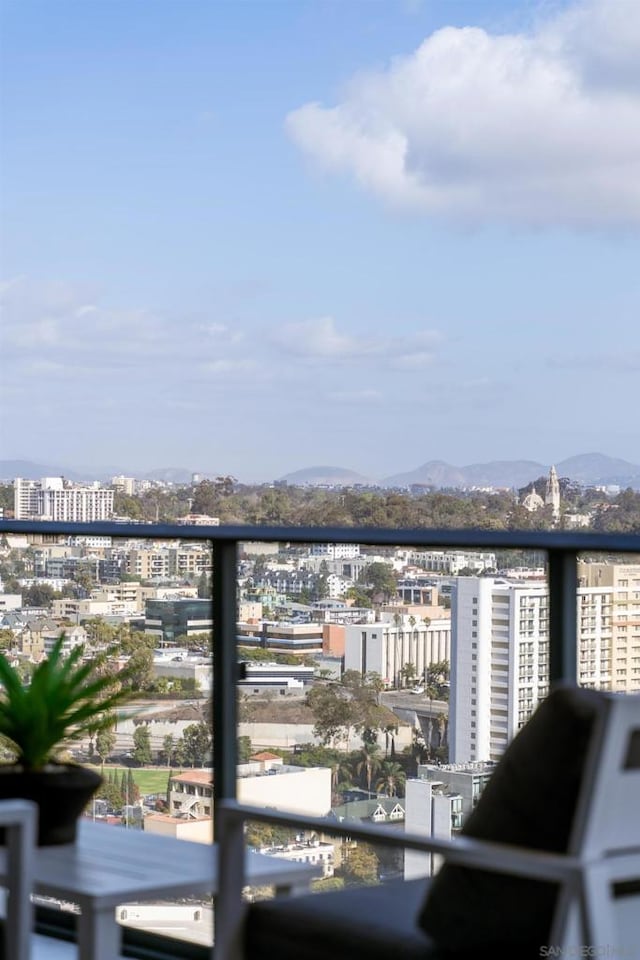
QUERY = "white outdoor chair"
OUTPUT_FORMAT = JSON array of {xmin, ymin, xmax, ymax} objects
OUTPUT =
[
  {"xmin": 551, "ymin": 689, "xmax": 640, "ymax": 952},
  {"xmin": 0, "ymin": 799, "xmax": 37, "ymax": 960}
]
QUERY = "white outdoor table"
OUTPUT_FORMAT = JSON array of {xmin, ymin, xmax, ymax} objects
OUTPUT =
[{"xmin": 1, "ymin": 819, "xmax": 318, "ymax": 960}]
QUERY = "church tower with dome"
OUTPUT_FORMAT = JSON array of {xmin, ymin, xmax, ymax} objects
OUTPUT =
[
  {"xmin": 521, "ymin": 465, "xmax": 561, "ymax": 523},
  {"xmin": 545, "ymin": 465, "xmax": 561, "ymax": 523},
  {"xmin": 522, "ymin": 486, "xmax": 544, "ymax": 514}
]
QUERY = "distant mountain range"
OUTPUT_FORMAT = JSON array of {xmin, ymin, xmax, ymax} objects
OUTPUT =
[
  {"xmin": 278, "ymin": 466, "xmax": 375, "ymax": 487},
  {"xmin": 0, "ymin": 460, "xmax": 92, "ymax": 482},
  {"xmin": 2, "ymin": 453, "xmax": 640, "ymax": 491},
  {"xmin": 0, "ymin": 460, "xmax": 194, "ymax": 484},
  {"xmin": 280, "ymin": 453, "xmax": 640, "ymax": 490}
]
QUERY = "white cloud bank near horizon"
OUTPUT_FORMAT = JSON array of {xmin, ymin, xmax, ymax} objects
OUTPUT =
[
  {"xmin": 0, "ymin": 278, "xmax": 444, "ymax": 390},
  {"xmin": 271, "ymin": 315, "xmax": 441, "ymax": 369},
  {"xmin": 0, "ymin": 276, "xmax": 252, "ymax": 378},
  {"xmin": 286, "ymin": 0, "xmax": 640, "ymax": 228}
]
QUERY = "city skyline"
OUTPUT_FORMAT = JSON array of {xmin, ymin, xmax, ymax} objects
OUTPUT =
[{"xmin": 2, "ymin": 0, "xmax": 639, "ymax": 483}]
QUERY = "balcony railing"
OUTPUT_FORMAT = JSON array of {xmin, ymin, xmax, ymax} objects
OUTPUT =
[{"xmin": 2, "ymin": 518, "xmax": 640, "ymax": 957}]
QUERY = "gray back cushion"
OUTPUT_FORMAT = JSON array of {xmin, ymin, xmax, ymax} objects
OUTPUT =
[{"xmin": 418, "ymin": 685, "xmax": 602, "ymax": 954}]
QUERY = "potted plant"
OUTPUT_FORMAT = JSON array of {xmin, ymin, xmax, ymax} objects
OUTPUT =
[{"xmin": 0, "ymin": 634, "xmax": 136, "ymax": 844}]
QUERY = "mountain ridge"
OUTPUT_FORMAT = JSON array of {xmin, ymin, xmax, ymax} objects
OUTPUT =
[
  {"xmin": 2, "ymin": 453, "xmax": 639, "ymax": 490},
  {"xmin": 382, "ymin": 454, "xmax": 640, "ymax": 490}
]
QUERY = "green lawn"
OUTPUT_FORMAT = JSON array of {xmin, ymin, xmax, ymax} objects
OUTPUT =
[{"xmin": 88, "ymin": 765, "xmax": 173, "ymax": 797}]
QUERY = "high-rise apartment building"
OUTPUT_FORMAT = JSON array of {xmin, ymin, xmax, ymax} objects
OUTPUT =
[
  {"xmin": 14, "ymin": 477, "xmax": 114, "ymax": 522},
  {"xmin": 449, "ymin": 577, "xmax": 550, "ymax": 764},
  {"xmin": 450, "ymin": 567, "xmax": 640, "ymax": 764},
  {"xmin": 577, "ymin": 562, "xmax": 640, "ymax": 696}
]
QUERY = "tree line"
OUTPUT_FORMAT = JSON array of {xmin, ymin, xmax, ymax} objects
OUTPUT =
[{"xmin": 3, "ymin": 477, "xmax": 640, "ymax": 531}]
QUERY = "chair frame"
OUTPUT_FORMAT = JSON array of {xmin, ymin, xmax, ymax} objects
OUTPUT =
[{"xmin": 1, "ymin": 799, "xmax": 37, "ymax": 960}]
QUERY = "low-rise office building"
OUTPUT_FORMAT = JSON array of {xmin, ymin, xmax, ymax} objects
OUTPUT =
[{"xmin": 344, "ymin": 614, "xmax": 451, "ymax": 687}]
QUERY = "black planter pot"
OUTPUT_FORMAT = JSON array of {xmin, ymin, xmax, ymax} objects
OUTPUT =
[{"xmin": 0, "ymin": 763, "xmax": 102, "ymax": 845}]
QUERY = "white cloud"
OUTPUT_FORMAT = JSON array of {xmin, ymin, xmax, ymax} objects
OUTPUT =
[
  {"xmin": 198, "ymin": 322, "xmax": 243, "ymax": 344},
  {"xmin": 286, "ymin": 0, "xmax": 640, "ymax": 227},
  {"xmin": 75, "ymin": 305, "xmax": 99, "ymax": 318},
  {"xmin": 327, "ymin": 389, "xmax": 383, "ymax": 403},
  {"xmin": 272, "ymin": 315, "xmax": 441, "ymax": 366},
  {"xmin": 392, "ymin": 351, "xmax": 435, "ymax": 370},
  {"xmin": 273, "ymin": 316, "xmax": 362, "ymax": 358},
  {"xmin": 548, "ymin": 351, "xmax": 640, "ymax": 371},
  {"xmin": 199, "ymin": 359, "xmax": 256, "ymax": 376},
  {"xmin": 0, "ymin": 277, "xmax": 250, "ymax": 373}
]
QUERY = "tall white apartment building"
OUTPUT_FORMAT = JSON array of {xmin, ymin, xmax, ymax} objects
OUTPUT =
[
  {"xmin": 450, "ymin": 568, "xmax": 640, "ymax": 764},
  {"xmin": 449, "ymin": 577, "xmax": 550, "ymax": 765},
  {"xmin": 344, "ymin": 614, "xmax": 450, "ymax": 686},
  {"xmin": 14, "ymin": 477, "xmax": 114, "ymax": 522}
]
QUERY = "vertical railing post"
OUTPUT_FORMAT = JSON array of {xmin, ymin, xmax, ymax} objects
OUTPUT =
[
  {"xmin": 215, "ymin": 803, "xmax": 246, "ymax": 960},
  {"xmin": 211, "ymin": 539, "xmax": 244, "ymax": 960},
  {"xmin": 212, "ymin": 539, "xmax": 239, "ymax": 807},
  {"xmin": 548, "ymin": 548, "xmax": 578, "ymax": 686}
]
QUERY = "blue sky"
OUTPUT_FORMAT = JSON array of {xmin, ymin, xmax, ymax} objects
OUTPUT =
[{"xmin": 1, "ymin": 0, "xmax": 639, "ymax": 482}]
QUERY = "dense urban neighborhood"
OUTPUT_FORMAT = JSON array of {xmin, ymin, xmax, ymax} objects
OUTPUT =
[{"xmin": 1, "ymin": 469, "xmax": 639, "ymax": 904}]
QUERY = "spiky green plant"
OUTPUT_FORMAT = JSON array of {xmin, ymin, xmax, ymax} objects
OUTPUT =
[{"xmin": 0, "ymin": 634, "xmax": 135, "ymax": 771}]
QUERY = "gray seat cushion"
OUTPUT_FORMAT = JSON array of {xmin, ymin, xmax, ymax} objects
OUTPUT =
[
  {"xmin": 244, "ymin": 878, "xmax": 447, "ymax": 960},
  {"xmin": 418, "ymin": 684, "xmax": 602, "ymax": 957}
]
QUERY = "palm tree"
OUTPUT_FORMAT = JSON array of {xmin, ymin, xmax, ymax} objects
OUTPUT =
[
  {"xmin": 393, "ymin": 613, "xmax": 404, "ymax": 687},
  {"xmin": 436, "ymin": 712, "xmax": 448, "ymax": 752},
  {"xmin": 331, "ymin": 757, "xmax": 356, "ymax": 804},
  {"xmin": 356, "ymin": 743, "xmax": 382, "ymax": 796},
  {"xmin": 400, "ymin": 661, "xmax": 417, "ymax": 688},
  {"xmin": 375, "ymin": 760, "xmax": 406, "ymax": 798}
]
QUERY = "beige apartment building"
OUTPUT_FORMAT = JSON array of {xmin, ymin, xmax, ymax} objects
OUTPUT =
[
  {"xmin": 123, "ymin": 545, "xmax": 211, "ymax": 580},
  {"xmin": 124, "ymin": 548, "xmax": 171, "ymax": 580},
  {"xmin": 52, "ymin": 597, "xmax": 141, "ymax": 620},
  {"xmin": 577, "ymin": 562, "xmax": 640, "ymax": 695}
]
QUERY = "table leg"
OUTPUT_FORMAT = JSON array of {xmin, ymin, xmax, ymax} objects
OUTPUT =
[{"xmin": 76, "ymin": 905, "xmax": 122, "ymax": 960}]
